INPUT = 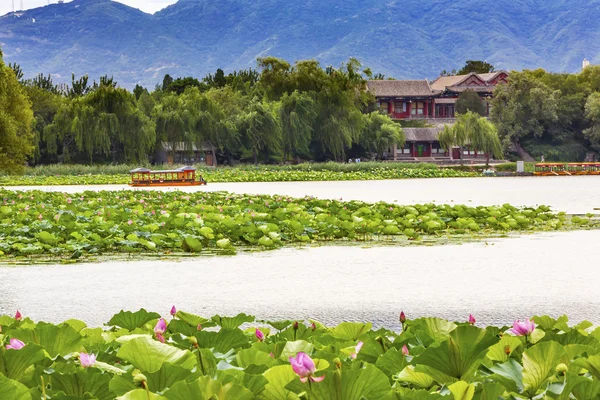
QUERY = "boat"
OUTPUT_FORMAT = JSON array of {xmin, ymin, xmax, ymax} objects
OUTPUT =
[
  {"xmin": 534, "ymin": 162, "xmax": 600, "ymax": 176},
  {"xmin": 129, "ymin": 166, "xmax": 207, "ymax": 187}
]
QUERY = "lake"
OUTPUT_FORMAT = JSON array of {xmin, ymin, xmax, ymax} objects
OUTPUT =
[{"xmin": 1, "ymin": 176, "xmax": 599, "ymax": 328}]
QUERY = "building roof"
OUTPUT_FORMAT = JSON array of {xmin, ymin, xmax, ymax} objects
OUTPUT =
[
  {"xmin": 403, "ymin": 127, "xmax": 442, "ymax": 142},
  {"xmin": 367, "ymin": 80, "xmax": 439, "ymax": 97},
  {"xmin": 430, "ymin": 71, "xmax": 508, "ymax": 92}
]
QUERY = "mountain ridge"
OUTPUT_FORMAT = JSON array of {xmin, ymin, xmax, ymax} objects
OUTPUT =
[{"xmin": 1, "ymin": 0, "xmax": 599, "ymax": 88}]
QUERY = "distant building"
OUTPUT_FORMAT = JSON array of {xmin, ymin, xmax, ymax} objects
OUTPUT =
[
  {"xmin": 156, "ymin": 142, "xmax": 218, "ymax": 167},
  {"xmin": 368, "ymin": 71, "xmax": 509, "ymax": 161},
  {"xmin": 367, "ymin": 71, "xmax": 509, "ymax": 121},
  {"xmin": 583, "ymin": 58, "xmax": 591, "ymax": 70}
]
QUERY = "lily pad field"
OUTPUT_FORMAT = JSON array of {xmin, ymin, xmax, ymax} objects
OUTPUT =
[
  {"xmin": 1, "ymin": 309, "xmax": 599, "ymax": 399},
  {"xmin": 0, "ymin": 189, "xmax": 595, "ymax": 262}
]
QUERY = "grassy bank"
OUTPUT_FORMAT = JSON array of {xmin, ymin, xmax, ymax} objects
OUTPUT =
[
  {"xmin": 0, "ymin": 310, "xmax": 597, "ymax": 399},
  {"xmin": 0, "ymin": 189, "xmax": 594, "ymax": 263}
]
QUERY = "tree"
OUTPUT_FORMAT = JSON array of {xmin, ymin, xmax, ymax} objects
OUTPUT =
[
  {"xmin": 69, "ymin": 74, "xmax": 92, "ymax": 98},
  {"xmin": 0, "ymin": 55, "xmax": 35, "ymax": 172},
  {"xmin": 455, "ymin": 89, "xmax": 486, "ymax": 116},
  {"xmin": 361, "ymin": 112, "xmax": 405, "ymax": 160},
  {"xmin": 8, "ymin": 62, "xmax": 24, "ymax": 81},
  {"xmin": 457, "ymin": 60, "xmax": 495, "ymax": 75},
  {"xmin": 162, "ymin": 74, "xmax": 174, "ymax": 92},
  {"xmin": 133, "ymin": 84, "xmax": 147, "ymax": 100},
  {"xmin": 238, "ymin": 100, "xmax": 282, "ymax": 164},
  {"xmin": 490, "ymin": 72, "xmax": 558, "ymax": 160},
  {"xmin": 165, "ymin": 77, "xmax": 202, "ymax": 95},
  {"xmin": 439, "ymin": 112, "xmax": 503, "ymax": 165},
  {"xmin": 584, "ymin": 92, "xmax": 600, "ymax": 151},
  {"xmin": 257, "ymin": 57, "xmax": 291, "ymax": 100},
  {"xmin": 279, "ymin": 91, "xmax": 316, "ymax": 161}
]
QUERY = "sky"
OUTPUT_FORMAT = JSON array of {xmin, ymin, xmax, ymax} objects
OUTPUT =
[{"xmin": 0, "ymin": 0, "xmax": 177, "ymax": 16}]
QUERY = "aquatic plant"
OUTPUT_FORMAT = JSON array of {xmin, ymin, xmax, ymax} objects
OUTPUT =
[
  {"xmin": 0, "ymin": 309, "xmax": 598, "ymax": 399},
  {"xmin": 0, "ymin": 188, "xmax": 595, "ymax": 263}
]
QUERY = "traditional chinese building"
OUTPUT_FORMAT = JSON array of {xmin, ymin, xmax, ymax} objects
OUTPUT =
[{"xmin": 368, "ymin": 71, "xmax": 509, "ymax": 160}]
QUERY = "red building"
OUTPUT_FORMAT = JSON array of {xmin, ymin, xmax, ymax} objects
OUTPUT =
[
  {"xmin": 368, "ymin": 71, "xmax": 509, "ymax": 160},
  {"xmin": 367, "ymin": 71, "xmax": 509, "ymax": 121}
]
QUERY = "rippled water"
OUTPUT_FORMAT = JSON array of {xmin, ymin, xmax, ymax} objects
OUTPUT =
[
  {"xmin": 6, "ymin": 175, "xmax": 600, "ymax": 213},
  {"xmin": 1, "ymin": 230, "xmax": 599, "ymax": 328}
]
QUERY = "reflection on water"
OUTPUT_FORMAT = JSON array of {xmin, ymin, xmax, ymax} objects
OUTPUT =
[
  {"xmin": 5, "ymin": 175, "xmax": 600, "ymax": 214},
  {"xmin": 1, "ymin": 230, "xmax": 599, "ymax": 329}
]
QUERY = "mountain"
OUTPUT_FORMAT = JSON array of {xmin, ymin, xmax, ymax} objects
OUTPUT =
[{"xmin": 1, "ymin": 0, "xmax": 600, "ymax": 89}]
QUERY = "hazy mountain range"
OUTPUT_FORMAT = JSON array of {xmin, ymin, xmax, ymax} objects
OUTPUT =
[{"xmin": 1, "ymin": 0, "xmax": 599, "ymax": 89}]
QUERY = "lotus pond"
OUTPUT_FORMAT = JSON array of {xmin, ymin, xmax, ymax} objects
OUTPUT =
[
  {"xmin": 0, "ymin": 189, "xmax": 596, "ymax": 262},
  {"xmin": 0, "ymin": 167, "xmax": 476, "ymax": 186},
  {"xmin": 1, "ymin": 309, "xmax": 599, "ymax": 399}
]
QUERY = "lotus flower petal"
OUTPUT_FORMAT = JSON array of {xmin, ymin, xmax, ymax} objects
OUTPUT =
[
  {"xmin": 80, "ymin": 353, "xmax": 96, "ymax": 368},
  {"xmin": 6, "ymin": 339, "xmax": 25, "ymax": 350}
]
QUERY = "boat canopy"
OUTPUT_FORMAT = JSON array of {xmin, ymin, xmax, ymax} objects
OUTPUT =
[{"xmin": 130, "ymin": 166, "xmax": 197, "ymax": 174}]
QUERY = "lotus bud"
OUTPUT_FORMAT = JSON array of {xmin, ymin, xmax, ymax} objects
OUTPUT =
[
  {"xmin": 509, "ymin": 319, "xmax": 536, "ymax": 336},
  {"xmin": 6, "ymin": 338, "xmax": 25, "ymax": 350},
  {"xmin": 170, "ymin": 306, "xmax": 177, "ymax": 317},
  {"xmin": 468, "ymin": 314, "xmax": 476, "ymax": 325},
  {"xmin": 293, "ymin": 321, "xmax": 299, "ymax": 330},
  {"xmin": 401, "ymin": 345, "xmax": 409, "ymax": 356},
  {"xmin": 399, "ymin": 311, "xmax": 406, "ymax": 324},
  {"xmin": 255, "ymin": 329, "xmax": 265, "ymax": 342},
  {"xmin": 188, "ymin": 336, "xmax": 198, "ymax": 345},
  {"xmin": 133, "ymin": 371, "xmax": 148, "ymax": 387},
  {"xmin": 504, "ymin": 345, "xmax": 511, "ymax": 355},
  {"xmin": 269, "ymin": 352, "xmax": 275, "ymax": 358},
  {"xmin": 333, "ymin": 357, "xmax": 342, "ymax": 369},
  {"xmin": 311, "ymin": 322, "xmax": 317, "ymax": 331},
  {"xmin": 14, "ymin": 311, "xmax": 22, "ymax": 321},
  {"xmin": 556, "ymin": 363, "xmax": 568, "ymax": 375},
  {"xmin": 197, "ymin": 323, "xmax": 202, "ymax": 331}
]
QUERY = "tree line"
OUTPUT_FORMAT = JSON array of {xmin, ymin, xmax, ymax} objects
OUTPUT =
[{"xmin": 0, "ymin": 52, "xmax": 408, "ymax": 172}]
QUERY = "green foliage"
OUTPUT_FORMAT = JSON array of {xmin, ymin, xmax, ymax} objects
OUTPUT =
[
  {"xmin": 457, "ymin": 60, "xmax": 495, "ymax": 75},
  {"xmin": 455, "ymin": 90, "xmax": 486, "ymax": 116},
  {"xmin": 0, "ymin": 54, "xmax": 35, "ymax": 173},
  {"xmin": 0, "ymin": 310, "xmax": 599, "ymax": 399},
  {"xmin": 361, "ymin": 112, "xmax": 405, "ymax": 160},
  {"xmin": 584, "ymin": 92, "xmax": 600, "ymax": 151},
  {"xmin": 0, "ymin": 189, "xmax": 586, "ymax": 262}
]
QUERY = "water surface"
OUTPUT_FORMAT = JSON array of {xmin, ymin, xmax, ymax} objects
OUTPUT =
[{"xmin": 1, "ymin": 230, "xmax": 598, "ymax": 329}]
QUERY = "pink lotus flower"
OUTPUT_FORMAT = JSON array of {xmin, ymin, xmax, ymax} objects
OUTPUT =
[
  {"xmin": 289, "ymin": 352, "xmax": 325, "ymax": 383},
  {"xmin": 38, "ymin": 214, "xmax": 43, "ymax": 220},
  {"xmin": 311, "ymin": 322, "xmax": 317, "ymax": 331},
  {"xmin": 170, "ymin": 306, "xmax": 177, "ymax": 317},
  {"xmin": 400, "ymin": 311, "xmax": 406, "ymax": 324},
  {"xmin": 197, "ymin": 324, "xmax": 203, "ymax": 331},
  {"xmin": 351, "ymin": 341, "xmax": 363, "ymax": 359},
  {"xmin": 154, "ymin": 318, "xmax": 167, "ymax": 342},
  {"xmin": 67, "ymin": 198, "xmax": 72, "ymax": 204},
  {"xmin": 6, "ymin": 339, "xmax": 25, "ymax": 350},
  {"xmin": 469, "ymin": 314, "xmax": 476, "ymax": 325},
  {"xmin": 255, "ymin": 329, "xmax": 265, "ymax": 342},
  {"xmin": 402, "ymin": 345, "xmax": 410, "ymax": 356},
  {"xmin": 509, "ymin": 319, "xmax": 536, "ymax": 336},
  {"xmin": 269, "ymin": 352, "xmax": 275, "ymax": 358},
  {"xmin": 15, "ymin": 310, "xmax": 22, "ymax": 321},
  {"xmin": 127, "ymin": 220, "xmax": 133, "ymax": 225},
  {"xmin": 80, "ymin": 353, "xmax": 96, "ymax": 368}
]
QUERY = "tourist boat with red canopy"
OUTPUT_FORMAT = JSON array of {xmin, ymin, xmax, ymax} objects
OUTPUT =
[
  {"xmin": 129, "ymin": 166, "xmax": 207, "ymax": 187},
  {"xmin": 534, "ymin": 162, "xmax": 600, "ymax": 176}
]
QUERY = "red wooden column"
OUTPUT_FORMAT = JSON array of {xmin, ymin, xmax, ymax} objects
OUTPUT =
[
  {"xmin": 424, "ymin": 99, "xmax": 429, "ymax": 118},
  {"xmin": 388, "ymin": 100, "xmax": 393, "ymax": 115},
  {"xmin": 432, "ymin": 99, "xmax": 436, "ymax": 119}
]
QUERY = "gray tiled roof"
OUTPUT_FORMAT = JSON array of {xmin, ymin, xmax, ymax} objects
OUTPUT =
[
  {"xmin": 367, "ymin": 80, "xmax": 439, "ymax": 97},
  {"xmin": 403, "ymin": 127, "xmax": 442, "ymax": 142}
]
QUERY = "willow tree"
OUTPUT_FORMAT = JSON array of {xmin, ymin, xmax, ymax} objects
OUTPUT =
[
  {"xmin": 584, "ymin": 92, "xmax": 600, "ymax": 151},
  {"xmin": 439, "ymin": 111, "xmax": 503, "ymax": 165},
  {"xmin": 361, "ymin": 112, "xmax": 405, "ymax": 160},
  {"xmin": 0, "ymin": 54, "xmax": 34, "ymax": 173},
  {"xmin": 279, "ymin": 90, "xmax": 316, "ymax": 161},
  {"xmin": 239, "ymin": 100, "xmax": 282, "ymax": 164}
]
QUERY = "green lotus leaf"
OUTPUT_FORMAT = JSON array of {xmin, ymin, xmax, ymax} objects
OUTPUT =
[
  {"xmin": 406, "ymin": 317, "xmax": 457, "ymax": 344},
  {"xmin": 522, "ymin": 341, "xmax": 567, "ymax": 397},
  {"xmin": 571, "ymin": 377, "xmax": 600, "ymax": 399},
  {"xmin": 488, "ymin": 358, "xmax": 524, "ymax": 394},
  {"xmin": 212, "ymin": 313, "xmax": 255, "ymax": 329},
  {"xmin": 116, "ymin": 336, "xmax": 197, "ymax": 373},
  {"xmin": 376, "ymin": 347, "xmax": 408, "ymax": 379},
  {"xmin": 413, "ymin": 325, "xmax": 498, "ymax": 384},
  {"xmin": 236, "ymin": 348, "xmax": 278, "ymax": 369},
  {"xmin": 164, "ymin": 376, "xmax": 253, "ymax": 400},
  {"xmin": 195, "ymin": 329, "xmax": 250, "ymax": 353},
  {"xmin": 487, "ymin": 335, "xmax": 523, "ymax": 362},
  {"xmin": 2, "ymin": 343, "xmax": 47, "ymax": 381},
  {"xmin": 117, "ymin": 389, "xmax": 166, "ymax": 399},
  {"xmin": 261, "ymin": 365, "xmax": 299, "ymax": 400},
  {"xmin": 330, "ymin": 322, "xmax": 372, "ymax": 341},
  {"xmin": 107, "ymin": 309, "xmax": 162, "ymax": 331},
  {"xmin": 182, "ymin": 236, "xmax": 203, "ymax": 252},
  {"xmin": 0, "ymin": 374, "xmax": 31, "ymax": 400},
  {"xmin": 50, "ymin": 370, "xmax": 114, "ymax": 400},
  {"xmin": 397, "ymin": 366, "xmax": 435, "ymax": 389},
  {"xmin": 476, "ymin": 382, "xmax": 506, "ymax": 400}
]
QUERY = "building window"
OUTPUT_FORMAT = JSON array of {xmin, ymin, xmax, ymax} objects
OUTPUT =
[
  {"xmin": 395, "ymin": 102, "xmax": 406, "ymax": 113},
  {"xmin": 411, "ymin": 102, "xmax": 425, "ymax": 115},
  {"xmin": 402, "ymin": 143, "xmax": 411, "ymax": 154},
  {"xmin": 379, "ymin": 101, "xmax": 389, "ymax": 113}
]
